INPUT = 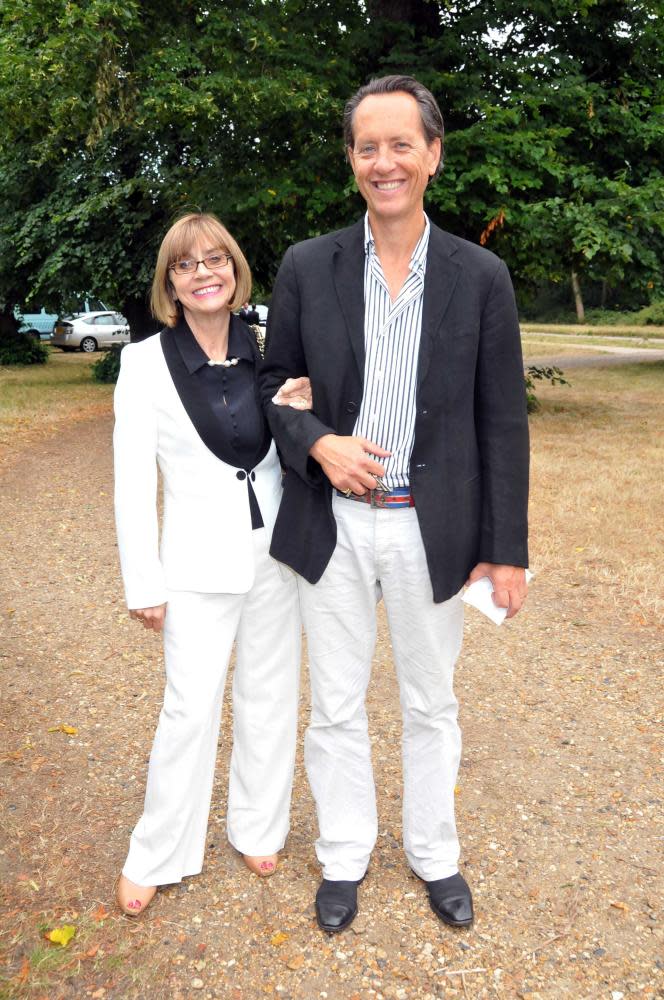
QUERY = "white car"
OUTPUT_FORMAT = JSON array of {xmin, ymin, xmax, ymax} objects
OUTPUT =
[
  {"xmin": 52, "ymin": 311, "xmax": 130, "ymax": 352},
  {"xmin": 255, "ymin": 304, "xmax": 268, "ymax": 327}
]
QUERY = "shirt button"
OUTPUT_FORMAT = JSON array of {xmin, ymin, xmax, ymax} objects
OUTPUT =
[
  {"xmin": 346, "ymin": 401, "xmax": 357, "ymax": 414},
  {"xmin": 236, "ymin": 470, "xmax": 247, "ymax": 480}
]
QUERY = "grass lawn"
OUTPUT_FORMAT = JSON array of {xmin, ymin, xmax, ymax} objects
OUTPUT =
[
  {"xmin": 528, "ymin": 360, "xmax": 663, "ymax": 623},
  {"xmin": 520, "ymin": 322, "xmax": 664, "ymax": 339},
  {"xmin": 0, "ymin": 349, "xmax": 113, "ymax": 465}
]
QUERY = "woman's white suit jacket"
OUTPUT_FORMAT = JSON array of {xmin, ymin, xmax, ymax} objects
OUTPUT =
[{"xmin": 113, "ymin": 329, "xmax": 283, "ymax": 610}]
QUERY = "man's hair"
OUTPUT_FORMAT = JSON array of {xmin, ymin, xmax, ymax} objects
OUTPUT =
[{"xmin": 343, "ymin": 75, "xmax": 445, "ymax": 179}]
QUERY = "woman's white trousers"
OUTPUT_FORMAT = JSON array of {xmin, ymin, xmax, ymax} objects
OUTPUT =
[{"xmin": 122, "ymin": 530, "xmax": 300, "ymax": 887}]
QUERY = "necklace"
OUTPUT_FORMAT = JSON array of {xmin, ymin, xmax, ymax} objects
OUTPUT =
[{"xmin": 207, "ymin": 357, "xmax": 240, "ymax": 367}]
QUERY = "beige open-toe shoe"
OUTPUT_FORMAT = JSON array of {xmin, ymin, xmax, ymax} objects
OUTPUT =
[
  {"xmin": 242, "ymin": 854, "xmax": 279, "ymax": 877},
  {"xmin": 116, "ymin": 874, "xmax": 158, "ymax": 916}
]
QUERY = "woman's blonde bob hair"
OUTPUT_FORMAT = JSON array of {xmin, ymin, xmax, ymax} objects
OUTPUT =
[{"xmin": 150, "ymin": 212, "xmax": 252, "ymax": 327}]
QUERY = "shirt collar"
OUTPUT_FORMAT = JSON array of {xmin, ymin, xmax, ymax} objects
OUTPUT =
[
  {"xmin": 173, "ymin": 315, "xmax": 255, "ymax": 375},
  {"xmin": 363, "ymin": 212, "xmax": 430, "ymax": 274}
]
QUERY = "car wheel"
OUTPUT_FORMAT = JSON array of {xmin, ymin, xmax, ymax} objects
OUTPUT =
[{"xmin": 80, "ymin": 336, "xmax": 98, "ymax": 353}]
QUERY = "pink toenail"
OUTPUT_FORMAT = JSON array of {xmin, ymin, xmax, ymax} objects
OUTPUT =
[
  {"xmin": 127, "ymin": 899, "xmax": 142, "ymax": 909},
  {"xmin": 260, "ymin": 862, "xmax": 274, "ymax": 870}
]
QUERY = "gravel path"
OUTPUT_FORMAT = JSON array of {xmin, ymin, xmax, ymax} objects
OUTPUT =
[
  {"xmin": 0, "ymin": 410, "xmax": 662, "ymax": 999},
  {"xmin": 525, "ymin": 348, "xmax": 664, "ymax": 368}
]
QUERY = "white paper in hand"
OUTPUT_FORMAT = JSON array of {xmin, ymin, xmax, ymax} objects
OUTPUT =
[{"xmin": 461, "ymin": 570, "xmax": 533, "ymax": 625}]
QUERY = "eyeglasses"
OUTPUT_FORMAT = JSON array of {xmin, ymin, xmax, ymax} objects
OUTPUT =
[{"xmin": 169, "ymin": 252, "xmax": 233, "ymax": 275}]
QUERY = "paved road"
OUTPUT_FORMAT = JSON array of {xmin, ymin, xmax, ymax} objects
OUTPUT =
[{"xmin": 524, "ymin": 345, "xmax": 664, "ymax": 369}]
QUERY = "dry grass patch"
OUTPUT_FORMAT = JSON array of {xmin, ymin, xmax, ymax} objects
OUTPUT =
[
  {"xmin": 522, "ymin": 339, "xmax": 610, "ymax": 360},
  {"xmin": 0, "ymin": 351, "xmax": 113, "ymax": 467},
  {"xmin": 529, "ymin": 361, "xmax": 664, "ymax": 623},
  {"xmin": 521, "ymin": 322, "xmax": 664, "ymax": 338}
]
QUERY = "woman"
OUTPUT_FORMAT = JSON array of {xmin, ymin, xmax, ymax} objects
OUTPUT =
[{"xmin": 113, "ymin": 212, "xmax": 307, "ymax": 915}]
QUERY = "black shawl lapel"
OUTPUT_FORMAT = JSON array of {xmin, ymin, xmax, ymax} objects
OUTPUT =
[
  {"xmin": 332, "ymin": 219, "xmax": 366, "ymax": 379},
  {"xmin": 160, "ymin": 316, "xmax": 261, "ymax": 467},
  {"xmin": 417, "ymin": 224, "xmax": 461, "ymax": 388}
]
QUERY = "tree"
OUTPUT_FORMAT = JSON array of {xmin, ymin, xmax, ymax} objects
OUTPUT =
[{"xmin": 0, "ymin": 0, "xmax": 662, "ymax": 338}]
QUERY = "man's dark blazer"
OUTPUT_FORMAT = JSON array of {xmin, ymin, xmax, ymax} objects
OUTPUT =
[{"xmin": 259, "ymin": 217, "xmax": 529, "ymax": 603}]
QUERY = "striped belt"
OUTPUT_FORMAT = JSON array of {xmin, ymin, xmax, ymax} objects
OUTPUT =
[{"xmin": 336, "ymin": 486, "xmax": 415, "ymax": 509}]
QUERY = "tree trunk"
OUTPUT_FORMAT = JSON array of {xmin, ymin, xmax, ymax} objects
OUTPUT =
[
  {"xmin": 366, "ymin": 0, "xmax": 439, "ymax": 33},
  {"xmin": 123, "ymin": 295, "xmax": 161, "ymax": 343},
  {"xmin": 571, "ymin": 269, "xmax": 585, "ymax": 322},
  {"xmin": 600, "ymin": 277, "xmax": 608, "ymax": 309}
]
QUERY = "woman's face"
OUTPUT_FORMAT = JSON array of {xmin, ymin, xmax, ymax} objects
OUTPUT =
[{"xmin": 168, "ymin": 240, "xmax": 237, "ymax": 322}]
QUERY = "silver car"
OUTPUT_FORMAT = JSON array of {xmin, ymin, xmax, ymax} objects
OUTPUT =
[{"xmin": 52, "ymin": 311, "xmax": 130, "ymax": 352}]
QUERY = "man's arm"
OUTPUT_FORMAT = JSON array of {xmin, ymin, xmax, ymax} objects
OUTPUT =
[
  {"xmin": 470, "ymin": 259, "xmax": 530, "ymax": 617},
  {"xmin": 260, "ymin": 246, "xmax": 390, "ymax": 491},
  {"xmin": 259, "ymin": 246, "xmax": 335, "ymax": 485}
]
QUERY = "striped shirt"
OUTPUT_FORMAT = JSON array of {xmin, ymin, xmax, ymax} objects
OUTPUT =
[{"xmin": 353, "ymin": 213, "xmax": 430, "ymax": 489}]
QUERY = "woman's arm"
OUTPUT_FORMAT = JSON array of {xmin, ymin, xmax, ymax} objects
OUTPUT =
[{"xmin": 113, "ymin": 345, "xmax": 168, "ymax": 611}]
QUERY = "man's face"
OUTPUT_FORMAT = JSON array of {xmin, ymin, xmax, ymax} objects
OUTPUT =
[{"xmin": 347, "ymin": 92, "xmax": 441, "ymax": 224}]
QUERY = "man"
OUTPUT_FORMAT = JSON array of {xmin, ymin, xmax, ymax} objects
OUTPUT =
[{"xmin": 260, "ymin": 75, "xmax": 529, "ymax": 933}]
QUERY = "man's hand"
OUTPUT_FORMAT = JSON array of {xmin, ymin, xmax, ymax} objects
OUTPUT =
[
  {"xmin": 466, "ymin": 563, "xmax": 527, "ymax": 619},
  {"xmin": 310, "ymin": 434, "xmax": 391, "ymax": 495},
  {"xmin": 129, "ymin": 604, "xmax": 167, "ymax": 632},
  {"xmin": 272, "ymin": 376, "xmax": 313, "ymax": 410}
]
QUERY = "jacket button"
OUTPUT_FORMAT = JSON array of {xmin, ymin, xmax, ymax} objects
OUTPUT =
[
  {"xmin": 236, "ymin": 470, "xmax": 247, "ymax": 480},
  {"xmin": 250, "ymin": 471, "xmax": 256, "ymax": 482},
  {"xmin": 346, "ymin": 401, "xmax": 357, "ymax": 414}
]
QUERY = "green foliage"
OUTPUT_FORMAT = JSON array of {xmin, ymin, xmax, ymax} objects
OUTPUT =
[
  {"xmin": 525, "ymin": 365, "xmax": 570, "ymax": 413},
  {"xmin": 631, "ymin": 301, "xmax": 664, "ymax": 326},
  {"xmin": 91, "ymin": 343, "xmax": 125, "ymax": 383},
  {"xmin": 0, "ymin": 332, "xmax": 49, "ymax": 366},
  {"xmin": 0, "ymin": 0, "xmax": 662, "ymax": 329}
]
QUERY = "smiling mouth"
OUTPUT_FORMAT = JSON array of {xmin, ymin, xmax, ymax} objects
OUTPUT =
[
  {"xmin": 372, "ymin": 180, "xmax": 405, "ymax": 191},
  {"xmin": 192, "ymin": 285, "xmax": 222, "ymax": 297}
]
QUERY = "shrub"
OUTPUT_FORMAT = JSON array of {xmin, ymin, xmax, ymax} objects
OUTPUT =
[
  {"xmin": 631, "ymin": 301, "xmax": 664, "ymax": 326},
  {"xmin": 525, "ymin": 365, "xmax": 569, "ymax": 413},
  {"xmin": 91, "ymin": 343, "xmax": 125, "ymax": 383},
  {"xmin": 0, "ymin": 332, "xmax": 49, "ymax": 365}
]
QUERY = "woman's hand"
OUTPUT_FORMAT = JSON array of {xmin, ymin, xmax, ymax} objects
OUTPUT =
[
  {"xmin": 272, "ymin": 376, "xmax": 312, "ymax": 410},
  {"xmin": 129, "ymin": 604, "xmax": 167, "ymax": 632}
]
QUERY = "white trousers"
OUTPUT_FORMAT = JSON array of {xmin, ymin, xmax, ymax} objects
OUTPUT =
[
  {"xmin": 122, "ymin": 530, "xmax": 301, "ymax": 887},
  {"xmin": 298, "ymin": 495, "xmax": 464, "ymax": 883}
]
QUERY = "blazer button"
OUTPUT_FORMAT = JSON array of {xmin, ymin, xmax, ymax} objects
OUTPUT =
[
  {"xmin": 250, "ymin": 471, "xmax": 256, "ymax": 482},
  {"xmin": 236, "ymin": 470, "xmax": 247, "ymax": 480},
  {"xmin": 346, "ymin": 401, "xmax": 357, "ymax": 414}
]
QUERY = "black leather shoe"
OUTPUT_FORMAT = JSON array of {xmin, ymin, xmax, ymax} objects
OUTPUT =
[
  {"xmin": 423, "ymin": 872, "xmax": 474, "ymax": 927},
  {"xmin": 315, "ymin": 878, "xmax": 362, "ymax": 933}
]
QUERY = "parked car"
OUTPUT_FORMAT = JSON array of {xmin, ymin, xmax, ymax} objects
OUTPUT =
[
  {"xmin": 52, "ymin": 311, "xmax": 130, "ymax": 352},
  {"xmin": 255, "ymin": 304, "xmax": 268, "ymax": 327},
  {"xmin": 15, "ymin": 299, "xmax": 107, "ymax": 340}
]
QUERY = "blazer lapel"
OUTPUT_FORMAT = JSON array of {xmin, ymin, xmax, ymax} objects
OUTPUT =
[
  {"xmin": 333, "ymin": 219, "xmax": 366, "ymax": 379},
  {"xmin": 160, "ymin": 320, "xmax": 262, "ymax": 467},
  {"xmin": 417, "ymin": 224, "xmax": 461, "ymax": 388}
]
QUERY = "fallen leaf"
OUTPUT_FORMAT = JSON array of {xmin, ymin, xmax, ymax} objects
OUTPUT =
[
  {"xmin": 17, "ymin": 956, "xmax": 29, "ymax": 983},
  {"xmin": 84, "ymin": 944, "xmax": 100, "ymax": 959},
  {"xmin": 29, "ymin": 880, "xmax": 39, "ymax": 891},
  {"xmin": 47, "ymin": 724, "xmax": 78, "ymax": 735},
  {"xmin": 286, "ymin": 953, "xmax": 304, "ymax": 970},
  {"xmin": 270, "ymin": 931, "xmax": 289, "ymax": 946},
  {"xmin": 610, "ymin": 901, "xmax": 628, "ymax": 912},
  {"xmin": 92, "ymin": 904, "xmax": 109, "ymax": 922},
  {"xmin": 46, "ymin": 924, "xmax": 76, "ymax": 947}
]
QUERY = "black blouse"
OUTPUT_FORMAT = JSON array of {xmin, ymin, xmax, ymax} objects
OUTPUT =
[{"xmin": 161, "ymin": 316, "xmax": 271, "ymax": 529}]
